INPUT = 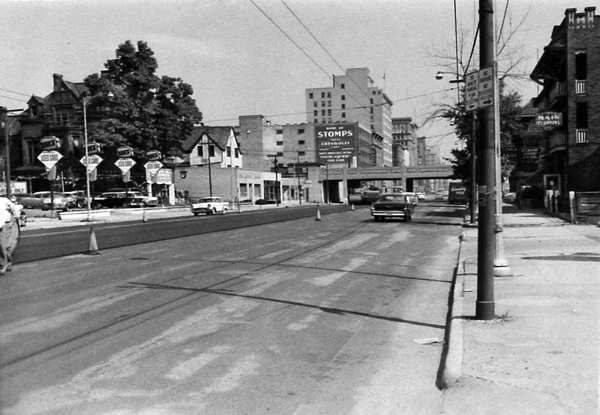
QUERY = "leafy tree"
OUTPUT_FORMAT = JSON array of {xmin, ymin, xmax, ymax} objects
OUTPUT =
[{"xmin": 83, "ymin": 40, "xmax": 202, "ymax": 160}]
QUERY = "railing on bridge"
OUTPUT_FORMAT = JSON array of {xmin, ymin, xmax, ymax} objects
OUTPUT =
[{"xmin": 323, "ymin": 165, "xmax": 454, "ymax": 180}]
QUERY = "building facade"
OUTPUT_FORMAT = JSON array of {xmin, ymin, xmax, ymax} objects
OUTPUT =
[
  {"xmin": 305, "ymin": 68, "xmax": 394, "ymax": 166},
  {"xmin": 529, "ymin": 6, "xmax": 600, "ymax": 194},
  {"xmin": 391, "ymin": 117, "xmax": 419, "ymax": 167}
]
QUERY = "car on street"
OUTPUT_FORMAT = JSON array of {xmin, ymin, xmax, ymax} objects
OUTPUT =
[
  {"xmin": 106, "ymin": 188, "xmax": 159, "ymax": 207},
  {"xmin": 63, "ymin": 190, "xmax": 91, "ymax": 208},
  {"xmin": 20, "ymin": 191, "xmax": 51, "ymax": 209},
  {"xmin": 371, "ymin": 192, "xmax": 416, "ymax": 222},
  {"xmin": 41, "ymin": 192, "xmax": 75, "ymax": 211},
  {"xmin": 92, "ymin": 192, "xmax": 145, "ymax": 209},
  {"xmin": 416, "ymin": 192, "xmax": 426, "ymax": 201},
  {"xmin": 190, "ymin": 196, "xmax": 229, "ymax": 215}
]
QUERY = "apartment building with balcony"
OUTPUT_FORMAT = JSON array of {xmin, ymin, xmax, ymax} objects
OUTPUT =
[
  {"xmin": 529, "ymin": 6, "xmax": 600, "ymax": 193},
  {"xmin": 305, "ymin": 68, "xmax": 394, "ymax": 166}
]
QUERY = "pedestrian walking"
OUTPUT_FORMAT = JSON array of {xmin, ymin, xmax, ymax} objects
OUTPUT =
[{"xmin": 0, "ymin": 196, "xmax": 21, "ymax": 275}]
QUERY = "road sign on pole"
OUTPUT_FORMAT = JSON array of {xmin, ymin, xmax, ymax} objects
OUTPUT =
[
  {"xmin": 37, "ymin": 150, "xmax": 63, "ymax": 170},
  {"xmin": 115, "ymin": 158, "xmax": 135, "ymax": 174},
  {"xmin": 80, "ymin": 155, "xmax": 103, "ymax": 173},
  {"xmin": 465, "ymin": 67, "xmax": 495, "ymax": 111}
]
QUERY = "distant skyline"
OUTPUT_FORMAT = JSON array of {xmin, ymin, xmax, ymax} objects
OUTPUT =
[{"xmin": 1, "ymin": 0, "xmax": 593, "ymax": 157}]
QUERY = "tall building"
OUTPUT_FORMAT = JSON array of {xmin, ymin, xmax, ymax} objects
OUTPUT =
[
  {"xmin": 391, "ymin": 117, "xmax": 418, "ymax": 167},
  {"xmin": 529, "ymin": 6, "xmax": 600, "ymax": 193},
  {"xmin": 305, "ymin": 68, "xmax": 393, "ymax": 166}
]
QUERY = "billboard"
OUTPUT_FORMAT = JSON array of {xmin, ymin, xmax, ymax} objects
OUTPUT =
[{"xmin": 315, "ymin": 123, "xmax": 357, "ymax": 165}]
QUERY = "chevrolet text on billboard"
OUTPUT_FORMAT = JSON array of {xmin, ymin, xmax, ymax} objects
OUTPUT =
[{"xmin": 316, "ymin": 123, "xmax": 357, "ymax": 165}]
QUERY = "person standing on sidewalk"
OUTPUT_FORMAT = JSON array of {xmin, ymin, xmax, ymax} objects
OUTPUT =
[{"xmin": 0, "ymin": 196, "xmax": 21, "ymax": 275}]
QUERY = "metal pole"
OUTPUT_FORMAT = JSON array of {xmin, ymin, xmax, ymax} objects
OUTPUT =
[
  {"xmin": 2, "ymin": 108, "xmax": 11, "ymax": 200},
  {"xmin": 470, "ymin": 114, "xmax": 477, "ymax": 224},
  {"xmin": 476, "ymin": 0, "xmax": 496, "ymax": 320},
  {"xmin": 83, "ymin": 99, "xmax": 92, "ymax": 221}
]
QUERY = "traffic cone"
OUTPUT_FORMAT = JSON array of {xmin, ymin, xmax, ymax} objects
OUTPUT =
[
  {"xmin": 86, "ymin": 227, "xmax": 100, "ymax": 255},
  {"xmin": 316, "ymin": 207, "xmax": 322, "ymax": 221}
]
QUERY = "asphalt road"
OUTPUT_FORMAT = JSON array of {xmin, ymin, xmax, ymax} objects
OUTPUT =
[{"xmin": 1, "ymin": 203, "xmax": 465, "ymax": 415}]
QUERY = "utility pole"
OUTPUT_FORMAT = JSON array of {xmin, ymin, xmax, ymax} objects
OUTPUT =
[
  {"xmin": 476, "ymin": 0, "xmax": 496, "ymax": 320},
  {"xmin": 1, "ymin": 107, "xmax": 23, "ymax": 199}
]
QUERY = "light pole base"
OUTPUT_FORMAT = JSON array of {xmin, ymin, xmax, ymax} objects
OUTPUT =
[{"xmin": 494, "ymin": 265, "xmax": 512, "ymax": 277}]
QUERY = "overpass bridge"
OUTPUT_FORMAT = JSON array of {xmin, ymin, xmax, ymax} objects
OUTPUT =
[{"xmin": 315, "ymin": 165, "xmax": 455, "ymax": 203}]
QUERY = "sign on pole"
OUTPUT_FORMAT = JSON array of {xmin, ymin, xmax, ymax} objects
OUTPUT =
[
  {"xmin": 477, "ymin": 67, "xmax": 494, "ymax": 108},
  {"xmin": 115, "ymin": 158, "xmax": 135, "ymax": 174},
  {"xmin": 80, "ymin": 155, "xmax": 103, "ymax": 173},
  {"xmin": 37, "ymin": 150, "xmax": 63, "ymax": 170},
  {"xmin": 465, "ymin": 67, "xmax": 495, "ymax": 111},
  {"xmin": 465, "ymin": 72, "xmax": 479, "ymax": 111},
  {"xmin": 144, "ymin": 160, "xmax": 163, "ymax": 179}
]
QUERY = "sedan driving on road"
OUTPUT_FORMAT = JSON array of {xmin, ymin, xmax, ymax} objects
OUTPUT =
[
  {"xmin": 371, "ymin": 193, "xmax": 415, "ymax": 222},
  {"xmin": 190, "ymin": 197, "xmax": 229, "ymax": 216}
]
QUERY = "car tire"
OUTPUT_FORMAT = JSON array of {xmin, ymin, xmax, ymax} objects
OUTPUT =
[
  {"xmin": 25, "ymin": 204, "xmax": 34, "ymax": 209},
  {"xmin": 77, "ymin": 202, "xmax": 84, "ymax": 208},
  {"xmin": 193, "ymin": 212, "xmax": 199, "ymax": 216}
]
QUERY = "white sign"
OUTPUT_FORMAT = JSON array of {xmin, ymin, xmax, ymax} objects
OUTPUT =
[
  {"xmin": 80, "ymin": 155, "xmax": 103, "ymax": 173},
  {"xmin": 477, "ymin": 67, "xmax": 494, "ymax": 108},
  {"xmin": 464, "ymin": 67, "xmax": 495, "ymax": 111},
  {"xmin": 153, "ymin": 168, "xmax": 172, "ymax": 185},
  {"xmin": 115, "ymin": 158, "xmax": 135, "ymax": 174},
  {"xmin": 37, "ymin": 150, "xmax": 63, "ymax": 170},
  {"xmin": 465, "ymin": 72, "xmax": 479, "ymax": 111},
  {"xmin": 144, "ymin": 160, "xmax": 163, "ymax": 176}
]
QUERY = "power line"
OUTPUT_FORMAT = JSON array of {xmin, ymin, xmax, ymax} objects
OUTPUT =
[{"xmin": 0, "ymin": 88, "xmax": 30, "ymax": 97}]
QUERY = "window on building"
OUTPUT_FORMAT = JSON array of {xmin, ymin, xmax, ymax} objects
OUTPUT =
[
  {"xmin": 276, "ymin": 141, "xmax": 283, "ymax": 146},
  {"xmin": 322, "ymin": 110, "xmax": 326, "ymax": 116},
  {"xmin": 277, "ymin": 152, "xmax": 283, "ymax": 157},
  {"xmin": 313, "ymin": 101, "xmax": 317, "ymax": 107},
  {"xmin": 370, "ymin": 107, "xmax": 374, "ymax": 114},
  {"xmin": 576, "ymin": 102, "xmax": 588, "ymax": 128},
  {"xmin": 240, "ymin": 184, "xmax": 248, "ymax": 198},
  {"xmin": 321, "ymin": 101, "xmax": 325, "ymax": 107},
  {"xmin": 298, "ymin": 140, "xmax": 305, "ymax": 145},
  {"xmin": 235, "ymin": 148, "xmax": 240, "ymax": 158},
  {"xmin": 276, "ymin": 129, "xmax": 283, "ymax": 134},
  {"xmin": 373, "ymin": 91, "xmax": 376, "ymax": 95},
  {"xmin": 327, "ymin": 92, "xmax": 331, "ymax": 98},
  {"xmin": 342, "ymin": 112, "xmax": 346, "ymax": 118},
  {"xmin": 576, "ymin": 51, "xmax": 587, "ymax": 80},
  {"xmin": 327, "ymin": 101, "xmax": 331, "ymax": 107},
  {"xmin": 314, "ymin": 118, "xmax": 318, "ymax": 123},
  {"xmin": 341, "ymin": 83, "xmax": 345, "ymax": 89},
  {"xmin": 341, "ymin": 95, "xmax": 345, "ymax": 101},
  {"xmin": 197, "ymin": 146, "xmax": 203, "ymax": 157},
  {"xmin": 370, "ymin": 98, "xmax": 373, "ymax": 104},
  {"xmin": 298, "ymin": 151, "xmax": 305, "ymax": 157},
  {"xmin": 341, "ymin": 103, "xmax": 345, "ymax": 109},
  {"xmin": 327, "ymin": 109, "xmax": 332, "ymax": 116},
  {"xmin": 309, "ymin": 93, "xmax": 313, "ymax": 99},
  {"xmin": 227, "ymin": 146, "xmax": 231, "ymax": 157},
  {"xmin": 298, "ymin": 129, "xmax": 304, "ymax": 134},
  {"xmin": 321, "ymin": 92, "xmax": 325, "ymax": 98},
  {"xmin": 314, "ymin": 110, "xmax": 318, "ymax": 116},
  {"xmin": 322, "ymin": 118, "xmax": 326, "ymax": 123},
  {"xmin": 209, "ymin": 145, "xmax": 215, "ymax": 157}
]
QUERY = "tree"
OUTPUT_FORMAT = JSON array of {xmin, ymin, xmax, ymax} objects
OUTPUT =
[
  {"xmin": 427, "ymin": 10, "xmax": 532, "ymax": 184},
  {"xmin": 83, "ymin": 40, "xmax": 203, "ymax": 160}
]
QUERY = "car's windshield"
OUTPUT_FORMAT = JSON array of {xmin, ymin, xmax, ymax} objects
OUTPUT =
[
  {"xmin": 198, "ymin": 198, "xmax": 216, "ymax": 203},
  {"xmin": 377, "ymin": 194, "xmax": 408, "ymax": 202}
]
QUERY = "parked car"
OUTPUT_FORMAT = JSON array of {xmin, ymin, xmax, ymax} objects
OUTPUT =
[
  {"xmin": 41, "ymin": 193, "xmax": 75, "ymax": 211},
  {"xmin": 92, "ymin": 192, "xmax": 145, "ymax": 209},
  {"xmin": 416, "ymin": 192, "xmax": 426, "ymax": 201},
  {"xmin": 190, "ymin": 197, "xmax": 229, "ymax": 216},
  {"xmin": 63, "ymin": 190, "xmax": 90, "ymax": 208},
  {"xmin": 20, "ymin": 191, "xmax": 51, "ymax": 209},
  {"xmin": 105, "ymin": 188, "xmax": 158, "ymax": 207},
  {"xmin": 371, "ymin": 193, "xmax": 416, "ymax": 222}
]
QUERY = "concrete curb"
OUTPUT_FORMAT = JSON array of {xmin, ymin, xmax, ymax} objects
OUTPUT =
[{"xmin": 440, "ymin": 232, "xmax": 466, "ymax": 389}]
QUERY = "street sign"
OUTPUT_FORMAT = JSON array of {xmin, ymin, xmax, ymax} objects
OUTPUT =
[
  {"xmin": 477, "ymin": 67, "xmax": 494, "ymax": 108},
  {"xmin": 144, "ymin": 160, "xmax": 163, "ymax": 176},
  {"xmin": 80, "ymin": 155, "xmax": 103, "ymax": 173},
  {"xmin": 37, "ymin": 150, "xmax": 63, "ymax": 170},
  {"xmin": 465, "ymin": 72, "xmax": 479, "ymax": 111},
  {"xmin": 465, "ymin": 67, "xmax": 495, "ymax": 111},
  {"xmin": 115, "ymin": 158, "xmax": 135, "ymax": 174}
]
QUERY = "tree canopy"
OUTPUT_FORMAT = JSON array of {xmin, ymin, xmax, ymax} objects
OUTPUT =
[{"xmin": 83, "ymin": 40, "xmax": 203, "ymax": 160}]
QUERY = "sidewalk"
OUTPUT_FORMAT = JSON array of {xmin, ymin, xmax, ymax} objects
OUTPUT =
[{"xmin": 443, "ymin": 206, "xmax": 600, "ymax": 415}]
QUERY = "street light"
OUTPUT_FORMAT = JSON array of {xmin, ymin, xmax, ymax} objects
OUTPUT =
[{"xmin": 82, "ymin": 98, "xmax": 92, "ymax": 221}]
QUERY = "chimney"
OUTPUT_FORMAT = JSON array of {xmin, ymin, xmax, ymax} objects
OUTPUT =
[
  {"xmin": 52, "ymin": 73, "xmax": 63, "ymax": 92},
  {"xmin": 585, "ymin": 7, "xmax": 596, "ymax": 25}
]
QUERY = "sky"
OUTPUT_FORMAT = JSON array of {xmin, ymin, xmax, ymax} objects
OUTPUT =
[{"xmin": 0, "ymin": 0, "xmax": 594, "ymax": 157}]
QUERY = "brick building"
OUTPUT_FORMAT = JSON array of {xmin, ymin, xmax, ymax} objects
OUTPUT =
[{"xmin": 529, "ymin": 6, "xmax": 600, "ymax": 193}]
